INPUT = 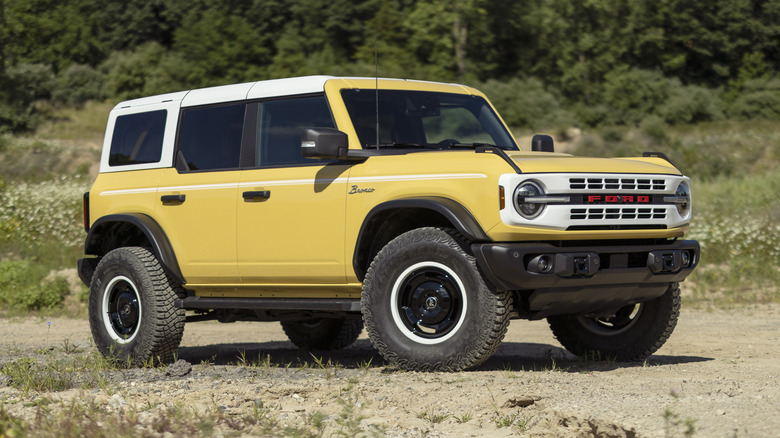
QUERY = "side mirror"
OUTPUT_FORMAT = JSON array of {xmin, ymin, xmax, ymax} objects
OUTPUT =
[
  {"xmin": 531, "ymin": 134, "xmax": 554, "ymax": 152},
  {"xmin": 302, "ymin": 127, "xmax": 349, "ymax": 160}
]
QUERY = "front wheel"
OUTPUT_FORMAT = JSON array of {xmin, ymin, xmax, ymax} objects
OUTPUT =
[
  {"xmin": 547, "ymin": 283, "xmax": 681, "ymax": 361},
  {"xmin": 362, "ymin": 227, "xmax": 510, "ymax": 371},
  {"xmin": 88, "ymin": 247, "xmax": 185, "ymax": 366}
]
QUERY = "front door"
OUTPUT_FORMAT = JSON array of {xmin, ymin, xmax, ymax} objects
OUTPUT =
[{"xmin": 236, "ymin": 95, "xmax": 350, "ymax": 285}]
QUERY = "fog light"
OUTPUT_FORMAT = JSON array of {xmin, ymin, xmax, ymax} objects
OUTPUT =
[
  {"xmin": 528, "ymin": 254, "xmax": 554, "ymax": 273},
  {"xmin": 682, "ymin": 251, "xmax": 691, "ymax": 267},
  {"xmin": 538, "ymin": 255, "xmax": 551, "ymax": 272}
]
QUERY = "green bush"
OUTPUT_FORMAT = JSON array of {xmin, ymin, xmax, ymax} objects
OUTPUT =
[
  {"xmin": 0, "ymin": 259, "xmax": 67, "ymax": 311},
  {"xmin": 660, "ymin": 85, "xmax": 724, "ymax": 125},
  {"xmin": 13, "ymin": 276, "xmax": 69, "ymax": 311},
  {"xmin": 6, "ymin": 63, "xmax": 57, "ymax": 100},
  {"xmin": 726, "ymin": 78, "xmax": 780, "ymax": 120},
  {"xmin": 639, "ymin": 115, "xmax": 669, "ymax": 142},
  {"xmin": 477, "ymin": 77, "xmax": 574, "ymax": 132},
  {"xmin": 573, "ymin": 103, "xmax": 611, "ymax": 128},
  {"xmin": 600, "ymin": 68, "xmax": 673, "ymax": 126},
  {"xmin": 0, "ymin": 63, "xmax": 56, "ymax": 132},
  {"xmin": 52, "ymin": 64, "xmax": 106, "ymax": 106},
  {"xmin": 101, "ymin": 42, "xmax": 172, "ymax": 100},
  {"xmin": 596, "ymin": 68, "xmax": 724, "ymax": 127}
]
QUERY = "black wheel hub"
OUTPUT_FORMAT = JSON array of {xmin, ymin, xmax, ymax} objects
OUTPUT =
[
  {"xmin": 107, "ymin": 281, "xmax": 140, "ymax": 338},
  {"xmin": 398, "ymin": 267, "xmax": 462, "ymax": 338}
]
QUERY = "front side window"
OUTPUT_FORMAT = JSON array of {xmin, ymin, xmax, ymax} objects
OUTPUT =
[
  {"xmin": 256, "ymin": 95, "xmax": 335, "ymax": 166},
  {"xmin": 341, "ymin": 89, "xmax": 518, "ymax": 150},
  {"xmin": 178, "ymin": 103, "xmax": 245, "ymax": 171},
  {"xmin": 109, "ymin": 110, "xmax": 166, "ymax": 166}
]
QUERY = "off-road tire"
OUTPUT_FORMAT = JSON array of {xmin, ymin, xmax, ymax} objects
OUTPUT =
[
  {"xmin": 88, "ymin": 247, "xmax": 185, "ymax": 366},
  {"xmin": 281, "ymin": 319, "xmax": 363, "ymax": 350},
  {"xmin": 548, "ymin": 282, "xmax": 681, "ymax": 361},
  {"xmin": 362, "ymin": 227, "xmax": 511, "ymax": 371}
]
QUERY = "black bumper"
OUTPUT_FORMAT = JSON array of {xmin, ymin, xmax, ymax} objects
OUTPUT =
[{"xmin": 472, "ymin": 240, "xmax": 699, "ymax": 319}]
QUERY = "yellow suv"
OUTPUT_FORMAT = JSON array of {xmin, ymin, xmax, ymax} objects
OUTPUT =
[{"xmin": 79, "ymin": 76, "xmax": 699, "ymax": 370}]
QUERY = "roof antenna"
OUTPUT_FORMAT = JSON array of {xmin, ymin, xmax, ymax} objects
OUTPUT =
[{"xmin": 375, "ymin": 36, "xmax": 380, "ymax": 150}]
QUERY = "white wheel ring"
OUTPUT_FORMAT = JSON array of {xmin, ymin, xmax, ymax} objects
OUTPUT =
[
  {"xmin": 389, "ymin": 261, "xmax": 469, "ymax": 345},
  {"xmin": 101, "ymin": 275, "xmax": 142, "ymax": 344}
]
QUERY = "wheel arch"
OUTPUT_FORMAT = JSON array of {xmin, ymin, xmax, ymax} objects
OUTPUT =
[
  {"xmin": 352, "ymin": 197, "xmax": 490, "ymax": 281},
  {"xmin": 83, "ymin": 213, "xmax": 184, "ymax": 284}
]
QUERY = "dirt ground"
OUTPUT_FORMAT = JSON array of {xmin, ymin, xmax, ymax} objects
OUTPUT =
[{"xmin": 1, "ymin": 303, "xmax": 779, "ymax": 437}]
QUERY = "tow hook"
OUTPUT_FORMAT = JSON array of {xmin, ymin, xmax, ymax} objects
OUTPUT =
[{"xmin": 647, "ymin": 250, "xmax": 696, "ymax": 273}]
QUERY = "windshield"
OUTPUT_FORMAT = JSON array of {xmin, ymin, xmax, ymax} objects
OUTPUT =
[{"xmin": 341, "ymin": 89, "xmax": 518, "ymax": 150}]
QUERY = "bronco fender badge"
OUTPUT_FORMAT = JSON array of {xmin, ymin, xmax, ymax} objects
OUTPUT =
[{"xmin": 349, "ymin": 185, "xmax": 375, "ymax": 194}]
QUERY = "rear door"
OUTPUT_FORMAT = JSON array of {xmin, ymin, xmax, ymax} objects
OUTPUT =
[{"xmin": 155, "ymin": 102, "xmax": 246, "ymax": 285}]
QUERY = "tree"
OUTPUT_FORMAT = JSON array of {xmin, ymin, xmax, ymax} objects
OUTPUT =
[
  {"xmin": 3, "ymin": 0, "xmax": 105, "ymax": 71},
  {"xmin": 173, "ymin": 8, "xmax": 270, "ymax": 86},
  {"xmin": 403, "ymin": 0, "xmax": 489, "ymax": 82}
]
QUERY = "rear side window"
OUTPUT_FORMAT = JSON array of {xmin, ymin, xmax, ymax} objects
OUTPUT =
[
  {"xmin": 109, "ymin": 110, "xmax": 166, "ymax": 166},
  {"xmin": 178, "ymin": 103, "xmax": 245, "ymax": 171}
]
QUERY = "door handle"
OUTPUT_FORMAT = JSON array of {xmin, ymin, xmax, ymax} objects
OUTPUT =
[
  {"xmin": 243, "ymin": 190, "xmax": 271, "ymax": 201},
  {"xmin": 161, "ymin": 194, "xmax": 186, "ymax": 204}
]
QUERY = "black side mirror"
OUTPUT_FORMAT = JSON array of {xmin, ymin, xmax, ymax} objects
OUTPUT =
[
  {"xmin": 531, "ymin": 134, "xmax": 554, "ymax": 152},
  {"xmin": 302, "ymin": 128, "xmax": 350, "ymax": 160}
]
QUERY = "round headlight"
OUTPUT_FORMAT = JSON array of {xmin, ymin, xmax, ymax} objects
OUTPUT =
[
  {"xmin": 514, "ymin": 181, "xmax": 545, "ymax": 219},
  {"xmin": 674, "ymin": 181, "xmax": 691, "ymax": 216}
]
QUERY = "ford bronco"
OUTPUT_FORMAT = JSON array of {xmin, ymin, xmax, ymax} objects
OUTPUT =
[{"xmin": 78, "ymin": 76, "xmax": 699, "ymax": 370}]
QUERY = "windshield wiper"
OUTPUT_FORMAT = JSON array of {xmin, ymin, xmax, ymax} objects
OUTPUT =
[
  {"xmin": 371, "ymin": 142, "xmax": 431, "ymax": 149},
  {"xmin": 448, "ymin": 142, "xmax": 503, "ymax": 149}
]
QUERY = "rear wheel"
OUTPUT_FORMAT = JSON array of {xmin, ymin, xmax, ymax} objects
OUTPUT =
[
  {"xmin": 548, "ymin": 283, "xmax": 681, "ymax": 361},
  {"xmin": 362, "ymin": 227, "xmax": 510, "ymax": 371},
  {"xmin": 88, "ymin": 247, "xmax": 185, "ymax": 366},
  {"xmin": 281, "ymin": 318, "xmax": 363, "ymax": 350}
]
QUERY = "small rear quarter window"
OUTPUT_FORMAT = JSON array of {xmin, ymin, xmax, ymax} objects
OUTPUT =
[{"xmin": 109, "ymin": 110, "xmax": 167, "ymax": 166}]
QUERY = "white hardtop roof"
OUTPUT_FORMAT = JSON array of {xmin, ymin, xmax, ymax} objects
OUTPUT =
[{"xmin": 112, "ymin": 75, "xmax": 468, "ymax": 110}]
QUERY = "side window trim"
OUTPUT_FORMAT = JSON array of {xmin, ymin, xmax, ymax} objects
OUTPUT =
[
  {"xmin": 108, "ymin": 109, "xmax": 167, "ymax": 167},
  {"xmin": 240, "ymin": 103, "xmax": 259, "ymax": 168},
  {"xmin": 99, "ymin": 100, "xmax": 181, "ymax": 174},
  {"xmin": 170, "ymin": 94, "xmax": 337, "ymax": 173}
]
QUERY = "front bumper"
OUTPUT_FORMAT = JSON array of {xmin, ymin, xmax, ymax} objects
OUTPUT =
[{"xmin": 472, "ymin": 240, "xmax": 699, "ymax": 319}]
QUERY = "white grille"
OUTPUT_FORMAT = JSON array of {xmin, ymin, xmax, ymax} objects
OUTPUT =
[
  {"xmin": 499, "ymin": 172, "xmax": 692, "ymax": 231},
  {"xmin": 570, "ymin": 207, "xmax": 667, "ymax": 221},
  {"xmin": 569, "ymin": 177, "xmax": 666, "ymax": 191}
]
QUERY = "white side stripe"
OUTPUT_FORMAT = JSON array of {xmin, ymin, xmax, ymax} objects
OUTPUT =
[
  {"xmin": 100, "ymin": 173, "xmax": 486, "ymax": 196},
  {"xmin": 100, "ymin": 188, "xmax": 158, "ymax": 196},
  {"xmin": 239, "ymin": 178, "xmax": 349, "ymax": 188},
  {"xmin": 349, "ymin": 173, "xmax": 487, "ymax": 183}
]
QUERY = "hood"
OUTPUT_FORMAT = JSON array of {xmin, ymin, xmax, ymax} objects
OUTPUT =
[{"xmin": 507, "ymin": 152, "xmax": 682, "ymax": 175}]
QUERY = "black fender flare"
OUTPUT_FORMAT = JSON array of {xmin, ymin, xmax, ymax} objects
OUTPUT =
[
  {"xmin": 352, "ymin": 197, "xmax": 490, "ymax": 280},
  {"xmin": 84, "ymin": 213, "xmax": 185, "ymax": 284}
]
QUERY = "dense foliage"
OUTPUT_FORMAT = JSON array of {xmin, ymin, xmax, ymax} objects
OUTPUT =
[{"xmin": 2, "ymin": 0, "xmax": 780, "ymax": 132}]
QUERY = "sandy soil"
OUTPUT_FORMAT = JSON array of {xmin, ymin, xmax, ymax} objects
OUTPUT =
[{"xmin": 1, "ymin": 304, "xmax": 779, "ymax": 437}]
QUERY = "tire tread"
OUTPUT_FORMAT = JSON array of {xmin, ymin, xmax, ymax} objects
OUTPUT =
[
  {"xmin": 548, "ymin": 283, "xmax": 681, "ymax": 361},
  {"xmin": 362, "ymin": 227, "xmax": 510, "ymax": 371},
  {"xmin": 89, "ymin": 247, "xmax": 185, "ymax": 366}
]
